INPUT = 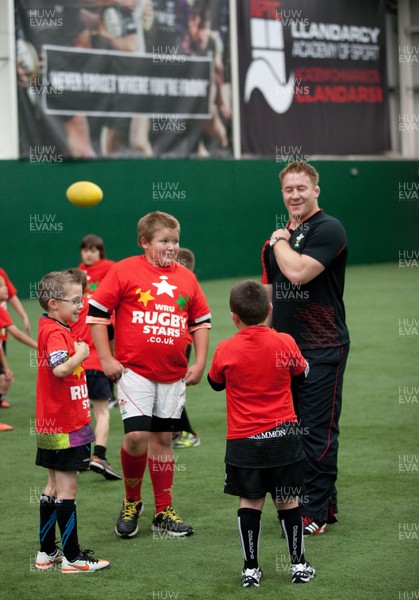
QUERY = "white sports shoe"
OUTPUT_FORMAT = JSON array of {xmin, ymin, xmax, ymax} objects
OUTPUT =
[
  {"xmin": 241, "ymin": 567, "xmax": 263, "ymax": 587},
  {"xmin": 62, "ymin": 550, "xmax": 109, "ymax": 573},
  {"xmin": 291, "ymin": 561, "xmax": 316, "ymax": 583},
  {"xmin": 35, "ymin": 546, "xmax": 64, "ymax": 570}
]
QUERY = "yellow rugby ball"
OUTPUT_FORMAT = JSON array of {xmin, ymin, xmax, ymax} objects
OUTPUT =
[{"xmin": 66, "ymin": 181, "xmax": 103, "ymax": 207}]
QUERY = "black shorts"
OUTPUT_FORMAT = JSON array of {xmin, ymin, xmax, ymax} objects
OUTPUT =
[
  {"xmin": 123, "ymin": 415, "xmax": 182, "ymax": 434},
  {"xmin": 86, "ymin": 371, "xmax": 114, "ymax": 402},
  {"xmin": 224, "ymin": 459, "xmax": 305, "ymax": 500},
  {"xmin": 36, "ymin": 444, "xmax": 91, "ymax": 471}
]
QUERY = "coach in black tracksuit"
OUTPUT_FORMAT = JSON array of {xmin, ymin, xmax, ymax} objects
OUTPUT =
[{"xmin": 262, "ymin": 161, "xmax": 350, "ymax": 536}]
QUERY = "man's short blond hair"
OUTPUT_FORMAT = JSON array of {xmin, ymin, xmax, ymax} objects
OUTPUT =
[{"xmin": 279, "ymin": 161, "xmax": 319, "ymax": 187}]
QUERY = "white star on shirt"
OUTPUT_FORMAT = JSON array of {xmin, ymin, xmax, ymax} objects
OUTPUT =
[{"xmin": 152, "ymin": 276, "xmax": 177, "ymax": 298}]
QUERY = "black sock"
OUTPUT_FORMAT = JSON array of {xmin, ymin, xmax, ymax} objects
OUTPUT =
[
  {"xmin": 39, "ymin": 494, "xmax": 57, "ymax": 554},
  {"xmin": 179, "ymin": 408, "xmax": 195, "ymax": 435},
  {"xmin": 277, "ymin": 506, "xmax": 305, "ymax": 565},
  {"xmin": 237, "ymin": 508, "xmax": 261, "ymax": 570},
  {"xmin": 55, "ymin": 499, "xmax": 80, "ymax": 562},
  {"xmin": 94, "ymin": 445, "xmax": 106, "ymax": 460}
]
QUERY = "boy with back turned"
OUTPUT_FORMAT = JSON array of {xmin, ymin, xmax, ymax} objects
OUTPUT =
[{"xmin": 208, "ymin": 280, "xmax": 315, "ymax": 588}]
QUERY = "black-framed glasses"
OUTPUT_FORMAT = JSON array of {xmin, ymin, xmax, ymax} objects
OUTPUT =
[{"xmin": 57, "ymin": 298, "xmax": 84, "ymax": 306}]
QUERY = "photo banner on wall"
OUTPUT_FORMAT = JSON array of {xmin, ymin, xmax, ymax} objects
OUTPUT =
[
  {"xmin": 15, "ymin": 0, "xmax": 231, "ymax": 159},
  {"xmin": 42, "ymin": 46, "xmax": 212, "ymax": 118},
  {"xmin": 238, "ymin": 0, "xmax": 390, "ymax": 156}
]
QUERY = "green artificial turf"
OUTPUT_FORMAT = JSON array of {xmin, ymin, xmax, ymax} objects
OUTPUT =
[{"xmin": 1, "ymin": 263, "xmax": 418, "ymax": 599}]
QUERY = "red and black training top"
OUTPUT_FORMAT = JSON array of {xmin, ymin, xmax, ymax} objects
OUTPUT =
[{"xmin": 262, "ymin": 210, "xmax": 350, "ymax": 350}]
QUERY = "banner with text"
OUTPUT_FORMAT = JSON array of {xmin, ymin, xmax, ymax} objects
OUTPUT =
[
  {"xmin": 238, "ymin": 0, "xmax": 390, "ymax": 156},
  {"xmin": 16, "ymin": 0, "xmax": 231, "ymax": 159},
  {"xmin": 43, "ymin": 46, "xmax": 212, "ymax": 118}
]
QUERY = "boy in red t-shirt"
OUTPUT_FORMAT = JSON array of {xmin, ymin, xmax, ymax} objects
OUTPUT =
[
  {"xmin": 35, "ymin": 270, "xmax": 109, "ymax": 573},
  {"xmin": 0, "ymin": 345, "xmax": 13, "ymax": 431},
  {"xmin": 0, "ymin": 275, "xmax": 37, "ymax": 409},
  {"xmin": 88, "ymin": 211, "xmax": 211, "ymax": 538},
  {"xmin": 70, "ymin": 268, "xmax": 121, "ymax": 480},
  {"xmin": 0, "ymin": 267, "xmax": 31, "ymax": 334},
  {"xmin": 208, "ymin": 280, "xmax": 315, "ymax": 588},
  {"xmin": 78, "ymin": 234, "xmax": 117, "ymax": 413},
  {"xmin": 172, "ymin": 248, "xmax": 201, "ymax": 449},
  {"xmin": 78, "ymin": 234, "xmax": 115, "ymax": 299}
]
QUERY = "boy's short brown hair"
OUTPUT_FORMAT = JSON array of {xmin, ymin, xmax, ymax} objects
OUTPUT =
[
  {"xmin": 37, "ymin": 270, "xmax": 83, "ymax": 311},
  {"xmin": 230, "ymin": 280, "xmax": 270, "ymax": 326},
  {"xmin": 279, "ymin": 161, "xmax": 319, "ymax": 187},
  {"xmin": 137, "ymin": 211, "xmax": 180, "ymax": 244},
  {"xmin": 176, "ymin": 248, "xmax": 195, "ymax": 272},
  {"xmin": 66, "ymin": 268, "xmax": 87, "ymax": 293},
  {"xmin": 80, "ymin": 234, "xmax": 106, "ymax": 259}
]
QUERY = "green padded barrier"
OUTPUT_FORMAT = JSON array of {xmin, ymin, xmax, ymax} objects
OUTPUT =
[{"xmin": 0, "ymin": 158, "xmax": 418, "ymax": 297}]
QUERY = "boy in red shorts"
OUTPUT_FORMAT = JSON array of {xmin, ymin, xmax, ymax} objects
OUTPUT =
[
  {"xmin": 35, "ymin": 269, "xmax": 109, "ymax": 573},
  {"xmin": 208, "ymin": 280, "xmax": 315, "ymax": 587},
  {"xmin": 88, "ymin": 211, "xmax": 211, "ymax": 538}
]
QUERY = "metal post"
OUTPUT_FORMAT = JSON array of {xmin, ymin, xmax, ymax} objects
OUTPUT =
[
  {"xmin": 0, "ymin": 0, "xmax": 19, "ymax": 159},
  {"xmin": 398, "ymin": 0, "xmax": 416, "ymax": 158},
  {"xmin": 229, "ymin": 0, "xmax": 242, "ymax": 159}
]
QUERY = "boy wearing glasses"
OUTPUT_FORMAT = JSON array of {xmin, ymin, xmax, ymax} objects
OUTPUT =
[{"xmin": 35, "ymin": 269, "xmax": 109, "ymax": 573}]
